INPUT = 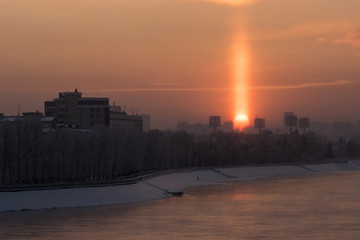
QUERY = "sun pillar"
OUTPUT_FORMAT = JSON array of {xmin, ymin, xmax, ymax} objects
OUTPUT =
[{"xmin": 233, "ymin": 32, "xmax": 250, "ymax": 130}]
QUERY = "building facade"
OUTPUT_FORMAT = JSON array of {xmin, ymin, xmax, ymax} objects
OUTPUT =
[
  {"xmin": 109, "ymin": 104, "xmax": 143, "ymax": 130},
  {"xmin": 45, "ymin": 89, "xmax": 110, "ymax": 128},
  {"xmin": 141, "ymin": 114, "xmax": 150, "ymax": 132}
]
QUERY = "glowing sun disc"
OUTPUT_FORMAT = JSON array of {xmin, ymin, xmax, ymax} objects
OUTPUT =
[{"xmin": 235, "ymin": 114, "xmax": 249, "ymax": 123}]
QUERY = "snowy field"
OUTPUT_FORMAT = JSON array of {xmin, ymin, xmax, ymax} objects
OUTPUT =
[{"xmin": 0, "ymin": 160, "xmax": 359, "ymax": 212}]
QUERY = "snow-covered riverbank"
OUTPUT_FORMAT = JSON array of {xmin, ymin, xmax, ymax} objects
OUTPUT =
[{"xmin": 1, "ymin": 160, "xmax": 359, "ymax": 212}]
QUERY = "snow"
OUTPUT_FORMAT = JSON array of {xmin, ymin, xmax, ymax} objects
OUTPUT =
[
  {"xmin": 0, "ymin": 182, "xmax": 170, "ymax": 212},
  {"xmin": 0, "ymin": 161, "xmax": 359, "ymax": 212},
  {"xmin": 215, "ymin": 165, "xmax": 309, "ymax": 179},
  {"xmin": 303, "ymin": 162, "xmax": 360, "ymax": 172},
  {"xmin": 41, "ymin": 116, "xmax": 55, "ymax": 122},
  {"xmin": 146, "ymin": 170, "xmax": 231, "ymax": 193}
]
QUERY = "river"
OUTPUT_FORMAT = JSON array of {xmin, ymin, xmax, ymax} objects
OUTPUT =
[{"xmin": 1, "ymin": 171, "xmax": 360, "ymax": 239}]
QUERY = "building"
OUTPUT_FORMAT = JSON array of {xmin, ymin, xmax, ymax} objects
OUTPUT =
[
  {"xmin": 110, "ymin": 104, "xmax": 143, "ymax": 130},
  {"xmin": 0, "ymin": 116, "xmax": 23, "ymax": 122},
  {"xmin": 222, "ymin": 121, "xmax": 234, "ymax": 133},
  {"xmin": 283, "ymin": 112, "xmax": 298, "ymax": 134},
  {"xmin": 141, "ymin": 114, "xmax": 150, "ymax": 132},
  {"xmin": 23, "ymin": 111, "xmax": 43, "ymax": 121},
  {"xmin": 209, "ymin": 116, "xmax": 221, "ymax": 133},
  {"xmin": 177, "ymin": 121, "xmax": 209, "ymax": 135},
  {"xmin": 254, "ymin": 118, "xmax": 265, "ymax": 135},
  {"xmin": 332, "ymin": 121, "xmax": 354, "ymax": 138},
  {"xmin": 44, "ymin": 89, "xmax": 110, "ymax": 128},
  {"xmin": 298, "ymin": 117, "xmax": 310, "ymax": 133},
  {"xmin": 41, "ymin": 116, "xmax": 57, "ymax": 128}
]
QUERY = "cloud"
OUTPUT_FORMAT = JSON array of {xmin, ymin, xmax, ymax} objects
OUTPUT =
[
  {"xmin": 85, "ymin": 87, "xmax": 231, "ymax": 93},
  {"xmin": 252, "ymin": 21, "xmax": 352, "ymax": 41},
  {"xmin": 316, "ymin": 38, "xmax": 326, "ymax": 42},
  {"xmin": 84, "ymin": 80, "xmax": 356, "ymax": 93},
  {"xmin": 15, "ymin": 80, "xmax": 357, "ymax": 94},
  {"xmin": 150, "ymin": 82, "xmax": 184, "ymax": 86},
  {"xmin": 335, "ymin": 32, "xmax": 360, "ymax": 48},
  {"xmin": 252, "ymin": 80, "xmax": 355, "ymax": 90},
  {"xmin": 196, "ymin": 0, "xmax": 259, "ymax": 6}
]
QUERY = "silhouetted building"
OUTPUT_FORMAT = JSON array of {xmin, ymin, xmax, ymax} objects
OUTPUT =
[
  {"xmin": 141, "ymin": 114, "xmax": 151, "ymax": 132},
  {"xmin": 0, "ymin": 116, "xmax": 23, "ymax": 122},
  {"xmin": 299, "ymin": 117, "xmax": 310, "ymax": 133},
  {"xmin": 283, "ymin": 112, "xmax": 294, "ymax": 128},
  {"xmin": 177, "ymin": 121, "xmax": 210, "ymax": 135},
  {"xmin": 44, "ymin": 89, "xmax": 110, "ymax": 128},
  {"xmin": 222, "ymin": 121, "xmax": 234, "ymax": 133},
  {"xmin": 310, "ymin": 121, "xmax": 331, "ymax": 136},
  {"xmin": 284, "ymin": 112, "xmax": 297, "ymax": 134},
  {"xmin": 41, "ymin": 116, "xmax": 57, "ymax": 128},
  {"xmin": 109, "ymin": 104, "xmax": 143, "ymax": 130},
  {"xmin": 23, "ymin": 111, "xmax": 43, "ymax": 121},
  {"xmin": 332, "ymin": 121, "xmax": 354, "ymax": 138},
  {"xmin": 0, "ymin": 113, "xmax": 4, "ymax": 120},
  {"xmin": 261, "ymin": 128, "xmax": 274, "ymax": 136},
  {"xmin": 254, "ymin": 118, "xmax": 265, "ymax": 135},
  {"xmin": 304, "ymin": 130, "xmax": 317, "ymax": 143},
  {"xmin": 209, "ymin": 116, "xmax": 221, "ymax": 133},
  {"xmin": 0, "ymin": 112, "xmax": 57, "ymax": 129}
]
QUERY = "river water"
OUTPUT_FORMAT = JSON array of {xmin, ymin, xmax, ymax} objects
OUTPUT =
[{"xmin": 1, "ymin": 171, "xmax": 360, "ymax": 239}]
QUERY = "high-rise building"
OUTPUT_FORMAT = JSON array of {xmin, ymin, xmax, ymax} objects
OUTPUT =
[
  {"xmin": 209, "ymin": 116, "xmax": 221, "ymax": 133},
  {"xmin": 44, "ymin": 89, "xmax": 110, "ymax": 128},
  {"xmin": 299, "ymin": 117, "xmax": 310, "ymax": 133},
  {"xmin": 283, "ymin": 112, "xmax": 297, "ymax": 134}
]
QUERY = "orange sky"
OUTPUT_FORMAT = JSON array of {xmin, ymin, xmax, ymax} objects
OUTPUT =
[{"xmin": 1, "ymin": 0, "xmax": 360, "ymax": 129}]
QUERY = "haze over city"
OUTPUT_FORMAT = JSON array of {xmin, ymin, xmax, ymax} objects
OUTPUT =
[
  {"xmin": 1, "ymin": 0, "xmax": 360, "ymax": 129},
  {"xmin": 3, "ymin": 1, "xmax": 360, "ymax": 239}
]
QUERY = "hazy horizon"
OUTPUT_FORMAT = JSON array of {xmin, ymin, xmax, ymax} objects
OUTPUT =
[{"xmin": 1, "ymin": 0, "xmax": 360, "ymax": 129}]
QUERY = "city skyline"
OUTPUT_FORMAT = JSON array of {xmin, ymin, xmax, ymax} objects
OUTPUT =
[{"xmin": 1, "ymin": 0, "xmax": 360, "ymax": 129}]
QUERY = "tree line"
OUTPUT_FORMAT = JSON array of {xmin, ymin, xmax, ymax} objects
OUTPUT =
[{"xmin": 0, "ymin": 121, "xmax": 359, "ymax": 186}]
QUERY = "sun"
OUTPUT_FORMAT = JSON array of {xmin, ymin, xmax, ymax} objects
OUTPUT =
[
  {"xmin": 234, "ymin": 114, "xmax": 249, "ymax": 129},
  {"xmin": 235, "ymin": 114, "xmax": 249, "ymax": 123}
]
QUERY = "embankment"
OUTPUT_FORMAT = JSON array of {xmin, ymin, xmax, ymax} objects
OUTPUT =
[{"xmin": 0, "ymin": 160, "xmax": 359, "ymax": 212}]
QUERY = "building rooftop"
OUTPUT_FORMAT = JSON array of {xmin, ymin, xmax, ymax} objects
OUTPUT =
[{"xmin": 0, "ymin": 116, "xmax": 24, "ymax": 122}]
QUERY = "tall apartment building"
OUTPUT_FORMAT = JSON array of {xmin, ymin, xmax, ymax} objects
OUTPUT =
[{"xmin": 44, "ymin": 89, "xmax": 110, "ymax": 128}]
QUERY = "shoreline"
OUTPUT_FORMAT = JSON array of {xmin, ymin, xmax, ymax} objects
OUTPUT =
[
  {"xmin": 1, "ymin": 159, "xmax": 359, "ymax": 212},
  {"xmin": 0, "ymin": 159, "xmax": 351, "ymax": 192}
]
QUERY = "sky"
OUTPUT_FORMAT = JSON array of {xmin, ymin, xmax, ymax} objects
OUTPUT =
[{"xmin": 1, "ymin": 0, "xmax": 360, "ymax": 129}]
